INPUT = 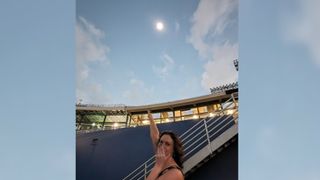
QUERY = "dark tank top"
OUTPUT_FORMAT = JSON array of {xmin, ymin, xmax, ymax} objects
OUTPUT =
[{"xmin": 157, "ymin": 165, "xmax": 183, "ymax": 178}]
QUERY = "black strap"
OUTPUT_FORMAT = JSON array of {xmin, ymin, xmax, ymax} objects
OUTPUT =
[{"xmin": 157, "ymin": 165, "xmax": 182, "ymax": 178}]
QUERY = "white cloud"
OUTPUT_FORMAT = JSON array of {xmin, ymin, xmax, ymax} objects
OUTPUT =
[
  {"xmin": 188, "ymin": 0, "xmax": 238, "ymax": 91},
  {"xmin": 282, "ymin": 0, "xmax": 320, "ymax": 67},
  {"xmin": 152, "ymin": 53, "xmax": 175, "ymax": 80},
  {"xmin": 201, "ymin": 43, "xmax": 238, "ymax": 89},
  {"xmin": 188, "ymin": 0, "xmax": 238, "ymax": 58},
  {"xmin": 76, "ymin": 16, "xmax": 109, "ymax": 65},
  {"xmin": 76, "ymin": 16, "xmax": 111, "ymax": 104},
  {"xmin": 122, "ymin": 78, "xmax": 154, "ymax": 105}
]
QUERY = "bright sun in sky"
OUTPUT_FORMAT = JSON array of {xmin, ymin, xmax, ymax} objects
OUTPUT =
[{"xmin": 156, "ymin": 21, "xmax": 164, "ymax": 31}]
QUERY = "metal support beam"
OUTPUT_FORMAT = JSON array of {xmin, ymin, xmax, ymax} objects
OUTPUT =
[
  {"xmin": 196, "ymin": 106, "xmax": 200, "ymax": 119},
  {"xmin": 125, "ymin": 114, "xmax": 129, "ymax": 128},
  {"xmin": 203, "ymin": 119, "xmax": 212, "ymax": 154},
  {"xmin": 102, "ymin": 114, "xmax": 107, "ymax": 129},
  {"xmin": 173, "ymin": 109, "xmax": 176, "ymax": 122},
  {"xmin": 128, "ymin": 114, "xmax": 132, "ymax": 127},
  {"xmin": 144, "ymin": 163, "xmax": 147, "ymax": 180}
]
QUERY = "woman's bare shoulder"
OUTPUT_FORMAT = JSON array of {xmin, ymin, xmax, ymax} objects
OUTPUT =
[{"xmin": 158, "ymin": 168, "xmax": 184, "ymax": 180}]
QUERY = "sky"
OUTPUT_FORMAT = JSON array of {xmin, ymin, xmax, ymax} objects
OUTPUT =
[
  {"xmin": 0, "ymin": 0, "xmax": 320, "ymax": 180},
  {"xmin": 76, "ymin": 0, "xmax": 239, "ymax": 105},
  {"xmin": 0, "ymin": 0, "xmax": 75, "ymax": 179},
  {"xmin": 240, "ymin": 0, "xmax": 320, "ymax": 179}
]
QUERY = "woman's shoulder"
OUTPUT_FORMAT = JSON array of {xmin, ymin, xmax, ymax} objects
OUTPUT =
[{"xmin": 158, "ymin": 167, "xmax": 184, "ymax": 180}]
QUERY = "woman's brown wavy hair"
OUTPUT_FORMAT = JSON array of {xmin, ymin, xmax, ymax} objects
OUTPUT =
[{"xmin": 158, "ymin": 131, "xmax": 184, "ymax": 168}]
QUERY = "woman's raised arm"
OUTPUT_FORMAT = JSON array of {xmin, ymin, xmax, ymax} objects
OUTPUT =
[{"xmin": 148, "ymin": 110, "xmax": 159, "ymax": 150}]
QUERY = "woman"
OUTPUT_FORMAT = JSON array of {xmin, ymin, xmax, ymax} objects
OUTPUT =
[{"xmin": 146, "ymin": 111, "xmax": 184, "ymax": 180}]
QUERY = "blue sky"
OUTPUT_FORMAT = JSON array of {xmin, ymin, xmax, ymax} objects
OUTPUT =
[
  {"xmin": 1, "ymin": 0, "xmax": 320, "ymax": 180},
  {"xmin": 240, "ymin": 0, "xmax": 320, "ymax": 179},
  {"xmin": 76, "ymin": 0, "xmax": 238, "ymax": 105},
  {"xmin": 0, "ymin": 0, "xmax": 75, "ymax": 179}
]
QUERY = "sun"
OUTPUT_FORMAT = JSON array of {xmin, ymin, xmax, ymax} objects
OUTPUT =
[{"xmin": 156, "ymin": 21, "xmax": 164, "ymax": 31}]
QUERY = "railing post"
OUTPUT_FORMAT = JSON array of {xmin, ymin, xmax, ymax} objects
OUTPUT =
[
  {"xmin": 144, "ymin": 163, "xmax": 147, "ymax": 180},
  {"xmin": 203, "ymin": 119, "xmax": 212, "ymax": 154},
  {"xmin": 230, "ymin": 93, "xmax": 238, "ymax": 124},
  {"xmin": 231, "ymin": 93, "xmax": 237, "ymax": 108}
]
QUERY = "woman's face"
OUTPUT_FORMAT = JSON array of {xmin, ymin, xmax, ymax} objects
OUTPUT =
[{"xmin": 158, "ymin": 134, "xmax": 174, "ymax": 157}]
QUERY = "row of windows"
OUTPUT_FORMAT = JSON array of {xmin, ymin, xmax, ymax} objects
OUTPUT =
[{"xmin": 76, "ymin": 101, "xmax": 238, "ymax": 132}]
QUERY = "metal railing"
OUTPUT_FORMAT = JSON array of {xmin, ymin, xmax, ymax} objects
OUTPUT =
[
  {"xmin": 123, "ymin": 93, "xmax": 238, "ymax": 180},
  {"xmin": 210, "ymin": 82, "xmax": 238, "ymax": 94}
]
